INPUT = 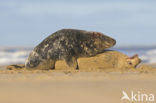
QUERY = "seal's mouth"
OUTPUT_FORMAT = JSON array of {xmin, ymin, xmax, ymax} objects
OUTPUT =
[
  {"xmin": 106, "ymin": 38, "xmax": 116, "ymax": 47},
  {"xmin": 112, "ymin": 38, "xmax": 116, "ymax": 46},
  {"xmin": 134, "ymin": 58, "xmax": 142, "ymax": 68},
  {"xmin": 139, "ymin": 58, "xmax": 142, "ymax": 63},
  {"xmin": 103, "ymin": 39, "xmax": 116, "ymax": 48}
]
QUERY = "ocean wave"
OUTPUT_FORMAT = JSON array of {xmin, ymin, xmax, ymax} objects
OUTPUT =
[
  {"xmin": 140, "ymin": 49, "xmax": 156, "ymax": 64},
  {"xmin": 0, "ymin": 47, "xmax": 156, "ymax": 66},
  {"xmin": 0, "ymin": 50, "xmax": 30, "ymax": 65}
]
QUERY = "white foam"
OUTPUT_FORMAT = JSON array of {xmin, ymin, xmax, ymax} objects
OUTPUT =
[
  {"xmin": 0, "ymin": 50, "xmax": 30, "ymax": 65},
  {"xmin": 0, "ymin": 47, "xmax": 156, "ymax": 65},
  {"xmin": 140, "ymin": 49, "xmax": 156, "ymax": 64}
]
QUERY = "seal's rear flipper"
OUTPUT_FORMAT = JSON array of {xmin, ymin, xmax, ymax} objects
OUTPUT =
[
  {"xmin": 65, "ymin": 57, "xmax": 79, "ymax": 70},
  {"xmin": 6, "ymin": 64, "xmax": 25, "ymax": 70}
]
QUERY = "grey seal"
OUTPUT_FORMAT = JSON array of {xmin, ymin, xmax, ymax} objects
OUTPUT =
[{"xmin": 25, "ymin": 29, "xmax": 116, "ymax": 70}]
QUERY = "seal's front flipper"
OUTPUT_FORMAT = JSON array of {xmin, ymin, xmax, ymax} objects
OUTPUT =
[
  {"xmin": 65, "ymin": 57, "xmax": 79, "ymax": 70},
  {"xmin": 48, "ymin": 60, "xmax": 56, "ymax": 70}
]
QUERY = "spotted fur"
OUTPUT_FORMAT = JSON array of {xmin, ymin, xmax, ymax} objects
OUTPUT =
[{"xmin": 25, "ymin": 29, "xmax": 116, "ymax": 70}]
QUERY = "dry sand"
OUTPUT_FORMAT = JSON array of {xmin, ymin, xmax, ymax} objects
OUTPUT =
[
  {"xmin": 0, "ymin": 64, "xmax": 156, "ymax": 103},
  {"xmin": 0, "ymin": 56, "xmax": 156, "ymax": 103}
]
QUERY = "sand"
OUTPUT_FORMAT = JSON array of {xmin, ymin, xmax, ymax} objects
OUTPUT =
[
  {"xmin": 1, "ymin": 52, "xmax": 156, "ymax": 103},
  {"xmin": 0, "ymin": 63, "xmax": 155, "ymax": 103}
]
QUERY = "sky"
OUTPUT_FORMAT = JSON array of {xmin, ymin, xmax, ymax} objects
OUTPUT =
[{"xmin": 0, "ymin": 0, "xmax": 156, "ymax": 47}]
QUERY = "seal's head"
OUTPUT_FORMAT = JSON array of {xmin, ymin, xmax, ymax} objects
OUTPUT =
[
  {"xmin": 125, "ymin": 54, "xmax": 141, "ymax": 68},
  {"xmin": 92, "ymin": 32, "xmax": 116, "ymax": 52},
  {"xmin": 25, "ymin": 51, "xmax": 41, "ymax": 69}
]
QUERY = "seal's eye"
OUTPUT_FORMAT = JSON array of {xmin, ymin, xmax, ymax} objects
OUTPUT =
[{"xmin": 128, "ymin": 61, "xmax": 132, "ymax": 65}]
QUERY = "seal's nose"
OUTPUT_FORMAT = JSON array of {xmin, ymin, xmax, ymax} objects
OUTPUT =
[
  {"xmin": 110, "ymin": 38, "xmax": 116, "ymax": 46},
  {"xmin": 139, "ymin": 58, "xmax": 142, "ymax": 63},
  {"xmin": 112, "ymin": 38, "xmax": 116, "ymax": 46}
]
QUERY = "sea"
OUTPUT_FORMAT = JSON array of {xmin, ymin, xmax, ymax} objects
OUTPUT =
[{"xmin": 0, "ymin": 46, "xmax": 156, "ymax": 66}]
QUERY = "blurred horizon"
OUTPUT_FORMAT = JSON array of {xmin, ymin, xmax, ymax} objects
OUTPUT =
[{"xmin": 0, "ymin": 0, "xmax": 156, "ymax": 47}]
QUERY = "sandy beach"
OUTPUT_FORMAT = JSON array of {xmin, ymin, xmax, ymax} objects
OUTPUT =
[
  {"xmin": 1, "ymin": 52, "xmax": 156, "ymax": 103},
  {"xmin": 0, "ymin": 61, "xmax": 155, "ymax": 103},
  {"xmin": 1, "ymin": 0, "xmax": 156, "ymax": 102},
  {"xmin": 1, "ymin": 50, "xmax": 156, "ymax": 103}
]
